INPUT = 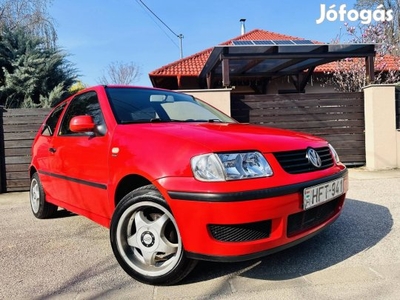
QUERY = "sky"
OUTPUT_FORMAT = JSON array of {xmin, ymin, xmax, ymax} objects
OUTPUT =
[{"xmin": 48, "ymin": 0, "xmax": 363, "ymax": 87}]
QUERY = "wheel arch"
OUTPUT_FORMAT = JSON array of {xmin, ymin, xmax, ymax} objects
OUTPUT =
[
  {"xmin": 29, "ymin": 166, "xmax": 37, "ymax": 178},
  {"xmin": 114, "ymin": 174, "xmax": 153, "ymax": 207}
]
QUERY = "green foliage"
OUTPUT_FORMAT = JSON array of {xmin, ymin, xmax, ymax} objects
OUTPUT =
[
  {"xmin": 69, "ymin": 80, "xmax": 87, "ymax": 95},
  {"xmin": 42, "ymin": 83, "xmax": 66, "ymax": 107},
  {"xmin": 0, "ymin": 26, "xmax": 77, "ymax": 108},
  {"xmin": 20, "ymin": 97, "xmax": 39, "ymax": 108}
]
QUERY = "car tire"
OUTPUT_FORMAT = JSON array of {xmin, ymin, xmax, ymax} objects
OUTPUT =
[
  {"xmin": 30, "ymin": 172, "xmax": 58, "ymax": 219},
  {"xmin": 110, "ymin": 185, "xmax": 197, "ymax": 285}
]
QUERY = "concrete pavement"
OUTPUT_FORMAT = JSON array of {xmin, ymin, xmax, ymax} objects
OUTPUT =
[{"xmin": 0, "ymin": 168, "xmax": 399, "ymax": 300}]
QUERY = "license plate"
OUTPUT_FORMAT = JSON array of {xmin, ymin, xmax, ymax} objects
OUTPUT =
[{"xmin": 303, "ymin": 177, "xmax": 344, "ymax": 210}]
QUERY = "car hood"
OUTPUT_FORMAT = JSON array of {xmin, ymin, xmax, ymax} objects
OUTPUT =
[{"xmin": 121, "ymin": 122, "xmax": 327, "ymax": 153}]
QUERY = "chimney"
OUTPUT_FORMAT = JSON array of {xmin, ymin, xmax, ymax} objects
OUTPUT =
[{"xmin": 240, "ymin": 19, "xmax": 246, "ymax": 35}]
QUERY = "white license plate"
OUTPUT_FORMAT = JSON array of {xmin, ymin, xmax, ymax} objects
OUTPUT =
[{"xmin": 303, "ymin": 177, "xmax": 344, "ymax": 210}]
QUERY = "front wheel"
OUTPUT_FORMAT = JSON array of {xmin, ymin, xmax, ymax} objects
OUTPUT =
[{"xmin": 110, "ymin": 185, "xmax": 197, "ymax": 285}]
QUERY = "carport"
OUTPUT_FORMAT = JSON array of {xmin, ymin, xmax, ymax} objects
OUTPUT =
[
  {"xmin": 199, "ymin": 42, "xmax": 376, "ymax": 93},
  {"xmin": 199, "ymin": 42, "xmax": 377, "ymax": 166},
  {"xmin": 150, "ymin": 38, "xmax": 378, "ymax": 165}
]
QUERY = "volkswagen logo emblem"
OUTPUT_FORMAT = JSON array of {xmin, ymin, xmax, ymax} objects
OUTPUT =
[{"xmin": 306, "ymin": 148, "xmax": 322, "ymax": 168}]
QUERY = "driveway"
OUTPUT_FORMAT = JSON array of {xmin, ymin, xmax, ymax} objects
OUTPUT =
[{"xmin": 0, "ymin": 168, "xmax": 399, "ymax": 300}]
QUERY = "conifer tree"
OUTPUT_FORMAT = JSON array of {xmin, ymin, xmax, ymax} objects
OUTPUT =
[{"xmin": 0, "ymin": 26, "xmax": 77, "ymax": 108}]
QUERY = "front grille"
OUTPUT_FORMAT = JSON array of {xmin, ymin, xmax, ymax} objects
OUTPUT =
[
  {"xmin": 274, "ymin": 147, "xmax": 334, "ymax": 174},
  {"xmin": 208, "ymin": 220, "xmax": 271, "ymax": 242},
  {"xmin": 287, "ymin": 197, "xmax": 340, "ymax": 237}
]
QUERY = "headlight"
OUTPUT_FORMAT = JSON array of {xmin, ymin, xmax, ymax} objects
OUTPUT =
[
  {"xmin": 328, "ymin": 144, "xmax": 340, "ymax": 163},
  {"xmin": 191, "ymin": 152, "xmax": 273, "ymax": 181}
]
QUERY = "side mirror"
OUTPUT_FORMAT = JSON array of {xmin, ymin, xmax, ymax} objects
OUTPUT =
[{"xmin": 69, "ymin": 115, "xmax": 95, "ymax": 133}]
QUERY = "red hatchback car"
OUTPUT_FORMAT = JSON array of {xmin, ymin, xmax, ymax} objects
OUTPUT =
[{"xmin": 30, "ymin": 85, "xmax": 348, "ymax": 285}]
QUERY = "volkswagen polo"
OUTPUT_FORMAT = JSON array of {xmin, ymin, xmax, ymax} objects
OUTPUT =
[{"xmin": 29, "ymin": 85, "xmax": 348, "ymax": 285}]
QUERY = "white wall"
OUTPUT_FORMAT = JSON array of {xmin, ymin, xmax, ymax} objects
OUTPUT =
[
  {"xmin": 363, "ymin": 85, "xmax": 400, "ymax": 170},
  {"xmin": 180, "ymin": 89, "xmax": 232, "ymax": 116}
]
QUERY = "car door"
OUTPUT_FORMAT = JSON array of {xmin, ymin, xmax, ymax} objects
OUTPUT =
[
  {"xmin": 33, "ymin": 102, "xmax": 67, "ymax": 201},
  {"xmin": 49, "ymin": 91, "xmax": 110, "ymax": 218}
]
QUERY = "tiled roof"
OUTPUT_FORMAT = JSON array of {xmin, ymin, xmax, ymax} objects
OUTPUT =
[
  {"xmin": 149, "ymin": 29, "xmax": 307, "ymax": 77},
  {"xmin": 316, "ymin": 54, "xmax": 400, "ymax": 73},
  {"xmin": 149, "ymin": 29, "xmax": 400, "ymax": 77}
]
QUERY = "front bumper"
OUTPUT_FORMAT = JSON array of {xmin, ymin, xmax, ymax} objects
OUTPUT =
[{"xmin": 159, "ymin": 168, "xmax": 348, "ymax": 262}]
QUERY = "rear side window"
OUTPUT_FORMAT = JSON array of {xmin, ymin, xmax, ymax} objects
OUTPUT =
[
  {"xmin": 59, "ymin": 91, "xmax": 105, "ymax": 136},
  {"xmin": 41, "ymin": 103, "xmax": 66, "ymax": 136}
]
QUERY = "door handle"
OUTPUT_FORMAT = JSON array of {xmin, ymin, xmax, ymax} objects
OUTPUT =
[{"xmin": 49, "ymin": 147, "xmax": 57, "ymax": 153}]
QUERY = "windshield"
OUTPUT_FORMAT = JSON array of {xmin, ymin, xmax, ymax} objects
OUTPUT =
[{"xmin": 105, "ymin": 87, "xmax": 236, "ymax": 124}]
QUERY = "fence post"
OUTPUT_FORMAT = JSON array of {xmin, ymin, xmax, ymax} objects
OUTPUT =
[
  {"xmin": 0, "ymin": 106, "xmax": 6, "ymax": 193},
  {"xmin": 363, "ymin": 84, "xmax": 399, "ymax": 170}
]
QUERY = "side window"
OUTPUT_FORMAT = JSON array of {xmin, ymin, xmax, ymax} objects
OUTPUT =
[
  {"xmin": 41, "ymin": 103, "xmax": 67, "ymax": 136},
  {"xmin": 59, "ymin": 91, "xmax": 106, "ymax": 136}
]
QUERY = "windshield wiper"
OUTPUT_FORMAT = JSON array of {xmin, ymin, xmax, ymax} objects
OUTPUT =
[
  {"xmin": 150, "ymin": 118, "xmax": 163, "ymax": 122},
  {"xmin": 208, "ymin": 119, "xmax": 221, "ymax": 123},
  {"xmin": 120, "ymin": 118, "xmax": 168, "ymax": 124},
  {"xmin": 179, "ymin": 119, "xmax": 222, "ymax": 123},
  {"xmin": 184, "ymin": 119, "xmax": 222, "ymax": 123}
]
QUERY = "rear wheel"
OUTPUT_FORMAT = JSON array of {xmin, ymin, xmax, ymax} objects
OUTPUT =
[
  {"xmin": 30, "ymin": 172, "xmax": 58, "ymax": 219},
  {"xmin": 110, "ymin": 185, "xmax": 197, "ymax": 285}
]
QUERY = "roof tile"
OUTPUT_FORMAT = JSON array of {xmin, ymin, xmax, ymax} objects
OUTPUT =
[
  {"xmin": 316, "ymin": 54, "xmax": 400, "ymax": 72},
  {"xmin": 150, "ymin": 29, "xmax": 306, "ymax": 77},
  {"xmin": 150, "ymin": 29, "xmax": 400, "ymax": 77}
]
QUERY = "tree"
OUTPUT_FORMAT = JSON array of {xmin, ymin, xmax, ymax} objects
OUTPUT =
[
  {"xmin": 325, "ymin": 19, "xmax": 400, "ymax": 92},
  {"xmin": 355, "ymin": 0, "xmax": 400, "ymax": 54},
  {"xmin": 323, "ymin": 1, "xmax": 400, "ymax": 92},
  {"xmin": 337, "ymin": 21, "xmax": 397, "ymax": 55},
  {"xmin": 97, "ymin": 61, "xmax": 141, "ymax": 85},
  {"xmin": 0, "ymin": 26, "xmax": 77, "ymax": 108},
  {"xmin": 0, "ymin": 0, "xmax": 56, "ymax": 48}
]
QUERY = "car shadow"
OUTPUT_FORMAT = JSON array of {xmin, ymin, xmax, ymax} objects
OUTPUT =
[
  {"xmin": 49, "ymin": 208, "xmax": 76, "ymax": 219},
  {"xmin": 183, "ymin": 198, "xmax": 393, "ymax": 284}
]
